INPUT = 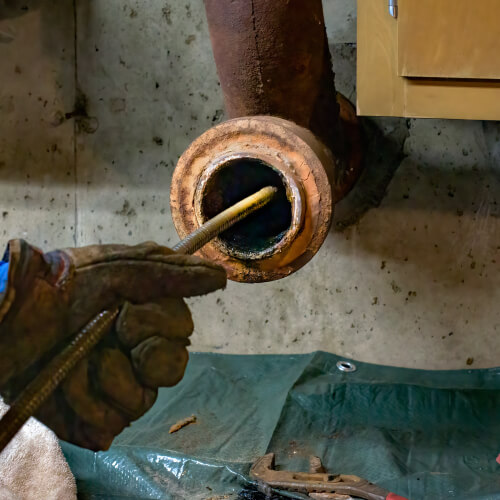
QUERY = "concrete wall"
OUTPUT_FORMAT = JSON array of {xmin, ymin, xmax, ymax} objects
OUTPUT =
[{"xmin": 1, "ymin": 1, "xmax": 499, "ymax": 369}]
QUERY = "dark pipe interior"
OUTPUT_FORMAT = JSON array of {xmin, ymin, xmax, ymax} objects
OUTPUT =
[{"xmin": 201, "ymin": 159, "xmax": 292, "ymax": 256}]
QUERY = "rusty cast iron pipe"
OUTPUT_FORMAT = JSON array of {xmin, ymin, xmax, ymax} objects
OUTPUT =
[
  {"xmin": 171, "ymin": 0, "xmax": 363, "ymax": 282},
  {"xmin": 203, "ymin": 0, "xmax": 343, "ymax": 160},
  {"xmin": 203, "ymin": 0, "xmax": 362, "ymax": 203}
]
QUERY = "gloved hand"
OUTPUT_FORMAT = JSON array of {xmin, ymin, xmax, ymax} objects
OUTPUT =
[{"xmin": 0, "ymin": 239, "xmax": 226, "ymax": 450}]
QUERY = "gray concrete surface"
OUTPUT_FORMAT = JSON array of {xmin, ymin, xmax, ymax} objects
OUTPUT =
[{"xmin": 0, "ymin": 1, "xmax": 498, "ymax": 369}]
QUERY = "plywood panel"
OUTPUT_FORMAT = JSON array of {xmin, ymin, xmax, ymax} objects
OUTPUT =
[
  {"xmin": 398, "ymin": 0, "xmax": 500, "ymax": 79},
  {"xmin": 357, "ymin": 0, "xmax": 500, "ymax": 119},
  {"xmin": 357, "ymin": 0, "xmax": 404, "ymax": 116}
]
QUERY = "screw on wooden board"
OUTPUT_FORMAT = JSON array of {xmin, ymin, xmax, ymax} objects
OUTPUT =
[
  {"xmin": 0, "ymin": 186, "xmax": 277, "ymax": 454},
  {"xmin": 389, "ymin": 0, "xmax": 398, "ymax": 18}
]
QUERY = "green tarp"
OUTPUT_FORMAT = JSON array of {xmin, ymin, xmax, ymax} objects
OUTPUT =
[{"xmin": 62, "ymin": 352, "xmax": 500, "ymax": 499}]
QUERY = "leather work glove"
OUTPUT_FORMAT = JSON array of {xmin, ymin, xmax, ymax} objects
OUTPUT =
[{"xmin": 0, "ymin": 239, "xmax": 226, "ymax": 450}]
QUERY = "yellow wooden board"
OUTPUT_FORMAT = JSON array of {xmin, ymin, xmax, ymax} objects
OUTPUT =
[
  {"xmin": 398, "ymin": 0, "xmax": 500, "ymax": 79},
  {"xmin": 357, "ymin": 0, "xmax": 500, "ymax": 119}
]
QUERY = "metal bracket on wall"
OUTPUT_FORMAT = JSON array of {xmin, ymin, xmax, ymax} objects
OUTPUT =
[{"xmin": 389, "ymin": 0, "xmax": 398, "ymax": 18}]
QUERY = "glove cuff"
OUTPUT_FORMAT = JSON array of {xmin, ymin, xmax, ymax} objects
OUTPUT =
[
  {"xmin": 0, "ymin": 240, "xmax": 56, "ymax": 323},
  {"xmin": 0, "ymin": 240, "xmax": 21, "ymax": 322}
]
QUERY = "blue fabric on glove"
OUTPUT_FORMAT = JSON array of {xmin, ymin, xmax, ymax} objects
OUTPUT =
[{"xmin": 0, "ymin": 262, "xmax": 8, "ymax": 293}]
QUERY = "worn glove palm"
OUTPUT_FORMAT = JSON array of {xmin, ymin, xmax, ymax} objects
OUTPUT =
[{"xmin": 0, "ymin": 239, "xmax": 226, "ymax": 450}]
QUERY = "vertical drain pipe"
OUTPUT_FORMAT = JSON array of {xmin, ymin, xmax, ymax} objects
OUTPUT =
[
  {"xmin": 203, "ymin": 0, "xmax": 361, "ymax": 201},
  {"xmin": 203, "ymin": 0, "xmax": 343, "ymax": 157},
  {"xmin": 170, "ymin": 0, "xmax": 363, "ymax": 282}
]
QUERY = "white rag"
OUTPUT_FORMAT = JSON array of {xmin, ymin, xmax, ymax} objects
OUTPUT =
[{"xmin": 0, "ymin": 399, "xmax": 77, "ymax": 500}]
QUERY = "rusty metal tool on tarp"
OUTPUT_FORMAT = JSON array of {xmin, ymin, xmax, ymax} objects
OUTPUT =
[
  {"xmin": 250, "ymin": 453, "xmax": 409, "ymax": 500},
  {"xmin": 0, "ymin": 186, "xmax": 277, "ymax": 454}
]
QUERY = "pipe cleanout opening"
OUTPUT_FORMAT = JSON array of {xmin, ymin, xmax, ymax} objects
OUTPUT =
[{"xmin": 201, "ymin": 158, "xmax": 292, "ymax": 257}]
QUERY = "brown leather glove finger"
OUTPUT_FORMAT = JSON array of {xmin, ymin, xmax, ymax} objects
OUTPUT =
[
  {"xmin": 64, "ymin": 242, "xmax": 226, "ymax": 313},
  {"xmin": 94, "ymin": 347, "xmax": 157, "ymax": 418},
  {"xmin": 37, "ymin": 347, "xmax": 157, "ymax": 451},
  {"xmin": 36, "ymin": 391, "xmax": 116, "ymax": 451},
  {"xmin": 116, "ymin": 298, "xmax": 194, "ymax": 349},
  {"xmin": 70, "ymin": 422, "xmax": 117, "ymax": 451},
  {"xmin": 131, "ymin": 336, "xmax": 189, "ymax": 388},
  {"xmin": 61, "ymin": 357, "xmax": 130, "ymax": 435},
  {"xmin": 64, "ymin": 243, "xmax": 226, "ymax": 350}
]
